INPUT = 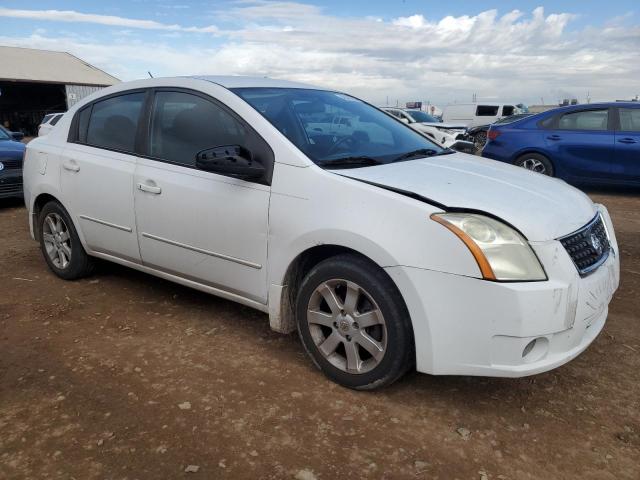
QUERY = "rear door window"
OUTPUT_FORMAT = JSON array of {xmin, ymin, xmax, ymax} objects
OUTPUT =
[
  {"xmin": 476, "ymin": 105, "xmax": 499, "ymax": 116},
  {"xmin": 558, "ymin": 109, "xmax": 609, "ymax": 131},
  {"xmin": 86, "ymin": 92, "xmax": 145, "ymax": 152},
  {"xmin": 618, "ymin": 108, "xmax": 640, "ymax": 132}
]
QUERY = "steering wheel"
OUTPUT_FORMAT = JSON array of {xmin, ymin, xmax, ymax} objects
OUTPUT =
[{"xmin": 326, "ymin": 135, "xmax": 356, "ymax": 156}]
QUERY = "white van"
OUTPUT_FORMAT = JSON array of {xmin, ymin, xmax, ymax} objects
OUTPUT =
[{"xmin": 442, "ymin": 104, "xmax": 519, "ymax": 127}]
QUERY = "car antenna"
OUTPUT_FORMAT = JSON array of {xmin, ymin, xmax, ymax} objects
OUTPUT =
[{"xmin": 148, "ymin": 71, "xmax": 154, "ymax": 78}]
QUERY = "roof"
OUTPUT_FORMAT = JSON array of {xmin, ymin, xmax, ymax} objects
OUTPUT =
[
  {"xmin": 193, "ymin": 75, "xmax": 317, "ymax": 89},
  {"xmin": 0, "ymin": 45, "xmax": 119, "ymax": 86}
]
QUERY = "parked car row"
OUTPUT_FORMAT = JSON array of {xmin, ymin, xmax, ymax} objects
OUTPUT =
[{"xmin": 22, "ymin": 76, "xmax": 620, "ymax": 390}]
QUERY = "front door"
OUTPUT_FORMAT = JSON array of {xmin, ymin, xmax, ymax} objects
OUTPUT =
[{"xmin": 133, "ymin": 90, "xmax": 271, "ymax": 303}]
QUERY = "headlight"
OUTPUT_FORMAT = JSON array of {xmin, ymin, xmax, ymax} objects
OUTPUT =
[{"xmin": 431, "ymin": 213, "xmax": 547, "ymax": 281}]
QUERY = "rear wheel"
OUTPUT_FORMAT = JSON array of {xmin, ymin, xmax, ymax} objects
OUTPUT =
[
  {"xmin": 39, "ymin": 201, "xmax": 94, "ymax": 280},
  {"xmin": 296, "ymin": 254, "xmax": 414, "ymax": 390},
  {"xmin": 515, "ymin": 153, "xmax": 554, "ymax": 176}
]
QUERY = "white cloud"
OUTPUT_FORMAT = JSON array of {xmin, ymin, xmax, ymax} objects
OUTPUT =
[
  {"xmin": 1, "ymin": 3, "xmax": 638, "ymax": 106},
  {"xmin": 0, "ymin": 7, "xmax": 218, "ymax": 33}
]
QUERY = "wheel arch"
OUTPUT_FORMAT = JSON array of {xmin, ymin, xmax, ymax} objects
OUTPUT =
[
  {"xmin": 267, "ymin": 244, "xmax": 412, "ymax": 340},
  {"xmin": 31, "ymin": 191, "xmax": 86, "ymax": 251}
]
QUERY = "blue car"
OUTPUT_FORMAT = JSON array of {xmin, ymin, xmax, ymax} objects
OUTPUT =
[
  {"xmin": 0, "ymin": 126, "xmax": 26, "ymax": 199},
  {"xmin": 482, "ymin": 102, "xmax": 640, "ymax": 186}
]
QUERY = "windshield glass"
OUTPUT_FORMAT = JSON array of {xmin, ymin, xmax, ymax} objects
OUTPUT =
[
  {"xmin": 406, "ymin": 110, "xmax": 439, "ymax": 123},
  {"xmin": 0, "ymin": 127, "xmax": 10, "ymax": 140},
  {"xmin": 232, "ymin": 88, "xmax": 444, "ymax": 166}
]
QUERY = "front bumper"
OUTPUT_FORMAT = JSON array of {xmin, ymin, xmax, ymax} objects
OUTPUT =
[
  {"xmin": 0, "ymin": 170, "xmax": 23, "ymax": 199},
  {"xmin": 386, "ymin": 206, "xmax": 620, "ymax": 377}
]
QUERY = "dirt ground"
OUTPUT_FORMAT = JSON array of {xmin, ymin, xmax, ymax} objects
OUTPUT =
[{"xmin": 0, "ymin": 190, "xmax": 639, "ymax": 480}]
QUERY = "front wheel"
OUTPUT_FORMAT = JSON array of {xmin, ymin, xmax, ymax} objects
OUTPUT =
[
  {"xmin": 296, "ymin": 254, "xmax": 414, "ymax": 390},
  {"xmin": 473, "ymin": 131, "xmax": 487, "ymax": 151},
  {"xmin": 515, "ymin": 153, "xmax": 554, "ymax": 176}
]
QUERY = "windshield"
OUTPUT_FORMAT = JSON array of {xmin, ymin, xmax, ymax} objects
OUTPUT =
[
  {"xmin": 232, "ymin": 88, "xmax": 444, "ymax": 166},
  {"xmin": 0, "ymin": 127, "xmax": 10, "ymax": 140},
  {"xmin": 406, "ymin": 110, "xmax": 439, "ymax": 123}
]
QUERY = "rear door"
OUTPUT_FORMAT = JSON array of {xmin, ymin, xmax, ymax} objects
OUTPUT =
[
  {"xmin": 544, "ymin": 108, "xmax": 614, "ymax": 181},
  {"xmin": 61, "ymin": 91, "xmax": 145, "ymax": 263},
  {"xmin": 613, "ymin": 106, "xmax": 640, "ymax": 182}
]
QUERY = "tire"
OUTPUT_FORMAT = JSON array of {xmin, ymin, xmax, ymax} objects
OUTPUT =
[
  {"xmin": 39, "ymin": 201, "xmax": 94, "ymax": 280},
  {"xmin": 296, "ymin": 253, "xmax": 414, "ymax": 390},
  {"xmin": 473, "ymin": 131, "xmax": 487, "ymax": 151},
  {"xmin": 514, "ymin": 153, "xmax": 554, "ymax": 177}
]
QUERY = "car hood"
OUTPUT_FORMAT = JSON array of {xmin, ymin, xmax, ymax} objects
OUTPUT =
[
  {"xmin": 0, "ymin": 140, "xmax": 26, "ymax": 156},
  {"xmin": 339, "ymin": 152, "xmax": 597, "ymax": 241}
]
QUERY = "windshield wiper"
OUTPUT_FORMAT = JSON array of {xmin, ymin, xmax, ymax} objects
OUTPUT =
[
  {"xmin": 392, "ymin": 148, "xmax": 453, "ymax": 163},
  {"xmin": 317, "ymin": 156, "xmax": 382, "ymax": 169}
]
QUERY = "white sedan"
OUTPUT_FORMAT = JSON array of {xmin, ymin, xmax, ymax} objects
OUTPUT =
[
  {"xmin": 23, "ymin": 76, "xmax": 619, "ymax": 389},
  {"xmin": 382, "ymin": 107, "xmax": 474, "ymax": 152}
]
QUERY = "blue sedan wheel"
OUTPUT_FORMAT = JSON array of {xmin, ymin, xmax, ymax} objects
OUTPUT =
[{"xmin": 515, "ymin": 153, "xmax": 554, "ymax": 177}]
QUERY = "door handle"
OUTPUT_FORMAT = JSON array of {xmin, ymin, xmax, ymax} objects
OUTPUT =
[
  {"xmin": 547, "ymin": 135, "xmax": 561, "ymax": 141},
  {"xmin": 618, "ymin": 138, "xmax": 637, "ymax": 144},
  {"xmin": 62, "ymin": 161, "xmax": 80, "ymax": 172},
  {"xmin": 137, "ymin": 182, "xmax": 162, "ymax": 194}
]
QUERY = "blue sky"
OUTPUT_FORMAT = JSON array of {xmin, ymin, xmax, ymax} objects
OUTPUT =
[{"xmin": 0, "ymin": 1, "xmax": 638, "ymax": 106}]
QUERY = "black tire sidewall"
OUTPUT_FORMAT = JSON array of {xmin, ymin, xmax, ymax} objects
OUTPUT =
[
  {"xmin": 515, "ymin": 153, "xmax": 554, "ymax": 177},
  {"xmin": 296, "ymin": 254, "xmax": 413, "ymax": 390},
  {"xmin": 39, "ymin": 201, "xmax": 92, "ymax": 280}
]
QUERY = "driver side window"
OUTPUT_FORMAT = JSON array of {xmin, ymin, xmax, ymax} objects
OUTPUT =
[{"xmin": 150, "ymin": 91, "xmax": 247, "ymax": 166}]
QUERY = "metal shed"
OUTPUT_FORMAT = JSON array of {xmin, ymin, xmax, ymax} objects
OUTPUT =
[{"xmin": 0, "ymin": 45, "xmax": 119, "ymax": 135}]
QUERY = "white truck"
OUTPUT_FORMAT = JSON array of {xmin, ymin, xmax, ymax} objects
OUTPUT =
[{"xmin": 442, "ymin": 103, "xmax": 521, "ymax": 127}]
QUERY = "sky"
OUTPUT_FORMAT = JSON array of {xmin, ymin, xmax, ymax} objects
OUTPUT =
[{"xmin": 0, "ymin": 1, "xmax": 638, "ymax": 107}]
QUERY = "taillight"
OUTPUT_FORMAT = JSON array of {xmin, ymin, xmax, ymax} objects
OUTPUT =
[{"xmin": 487, "ymin": 129, "xmax": 501, "ymax": 141}]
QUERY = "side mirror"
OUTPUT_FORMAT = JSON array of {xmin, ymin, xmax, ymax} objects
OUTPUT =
[
  {"xmin": 400, "ymin": 118, "xmax": 410, "ymax": 124},
  {"xmin": 195, "ymin": 145, "xmax": 265, "ymax": 180},
  {"xmin": 11, "ymin": 131, "xmax": 24, "ymax": 141}
]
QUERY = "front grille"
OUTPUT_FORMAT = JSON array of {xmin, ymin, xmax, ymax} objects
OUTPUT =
[
  {"xmin": 559, "ymin": 214, "xmax": 610, "ymax": 276},
  {"xmin": 0, "ymin": 158, "xmax": 22, "ymax": 170},
  {"xmin": 0, "ymin": 182, "xmax": 23, "ymax": 195}
]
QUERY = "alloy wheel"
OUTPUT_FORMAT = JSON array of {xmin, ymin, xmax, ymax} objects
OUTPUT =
[
  {"xmin": 520, "ymin": 157, "xmax": 547, "ymax": 174},
  {"xmin": 307, "ymin": 279, "xmax": 387, "ymax": 374},
  {"xmin": 43, "ymin": 213, "xmax": 72, "ymax": 269}
]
